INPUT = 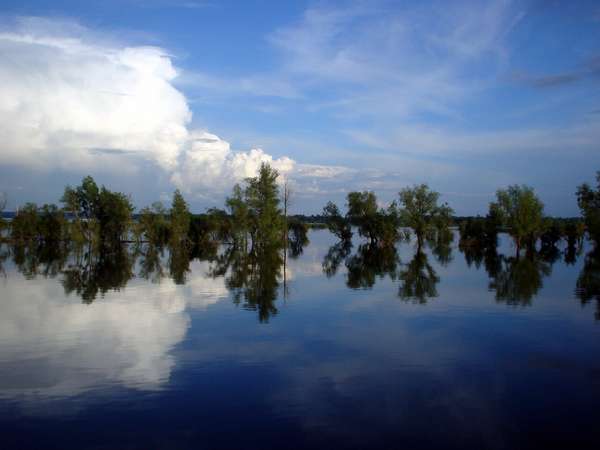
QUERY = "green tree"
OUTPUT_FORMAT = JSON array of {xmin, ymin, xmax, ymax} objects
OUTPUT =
[
  {"xmin": 491, "ymin": 185, "xmax": 544, "ymax": 255},
  {"xmin": 170, "ymin": 189, "xmax": 191, "ymax": 245},
  {"xmin": 399, "ymin": 184, "xmax": 454, "ymax": 251},
  {"xmin": 138, "ymin": 202, "xmax": 169, "ymax": 245},
  {"xmin": 61, "ymin": 176, "xmax": 100, "ymax": 243},
  {"xmin": 37, "ymin": 204, "xmax": 67, "ymax": 242},
  {"xmin": 226, "ymin": 183, "xmax": 250, "ymax": 249},
  {"xmin": 10, "ymin": 203, "xmax": 39, "ymax": 241},
  {"xmin": 96, "ymin": 188, "xmax": 134, "ymax": 246},
  {"xmin": 0, "ymin": 192, "xmax": 6, "ymax": 238},
  {"xmin": 244, "ymin": 163, "xmax": 283, "ymax": 253},
  {"xmin": 577, "ymin": 171, "xmax": 600, "ymax": 246},
  {"xmin": 346, "ymin": 191, "xmax": 379, "ymax": 243},
  {"xmin": 322, "ymin": 201, "xmax": 352, "ymax": 241}
]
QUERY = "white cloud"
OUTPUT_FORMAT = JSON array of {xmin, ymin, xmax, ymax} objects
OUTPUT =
[
  {"xmin": 171, "ymin": 131, "xmax": 296, "ymax": 194},
  {"xmin": 0, "ymin": 17, "xmax": 341, "ymax": 198},
  {"xmin": 0, "ymin": 17, "xmax": 191, "ymax": 172}
]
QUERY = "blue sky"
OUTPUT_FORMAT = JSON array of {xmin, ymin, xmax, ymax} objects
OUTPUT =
[{"xmin": 0, "ymin": 0, "xmax": 599, "ymax": 215}]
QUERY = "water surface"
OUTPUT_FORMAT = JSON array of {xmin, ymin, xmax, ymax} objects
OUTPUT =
[{"xmin": 0, "ymin": 231, "xmax": 599, "ymax": 449}]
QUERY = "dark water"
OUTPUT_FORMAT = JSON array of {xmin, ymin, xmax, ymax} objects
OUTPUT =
[{"xmin": 1, "ymin": 230, "xmax": 599, "ymax": 449}]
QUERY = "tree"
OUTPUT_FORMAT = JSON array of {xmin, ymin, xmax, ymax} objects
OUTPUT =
[
  {"xmin": 170, "ymin": 189, "xmax": 191, "ymax": 245},
  {"xmin": 399, "ymin": 184, "xmax": 454, "ymax": 251},
  {"xmin": 0, "ymin": 192, "xmax": 6, "ymax": 238},
  {"xmin": 491, "ymin": 185, "xmax": 544, "ymax": 255},
  {"xmin": 96, "ymin": 188, "xmax": 134, "ymax": 246},
  {"xmin": 37, "ymin": 204, "xmax": 67, "ymax": 242},
  {"xmin": 10, "ymin": 203, "xmax": 39, "ymax": 241},
  {"xmin": 226, "ymin": 183, "xmax": 250, "ymax": 249},
  {"xmin": 322, "ymin": 201, "xmax": 352, "ymax": 241},
  {"xmin": 346, "ymin": 191, "xmax": 379, "ymax": 243},
  {"xmin": 244, "ymin": 163, "xmax": 283, "ymax": 253},
  {"xmin": 61, "ymin": 176, "xmax": 100, "ymax": 243},
  {"xmin": 138, "ymin": 202, "xmax": 169, "ymax": 245},
  {"xmin": 577, "ymin": 171, "xmax": 600, "ymax": 246}
]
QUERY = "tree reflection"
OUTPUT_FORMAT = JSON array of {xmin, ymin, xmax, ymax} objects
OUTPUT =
[
  {"xmin": 345, "ymin": 243, "xmax": 399, "ymax": 289},
  {"xmin": 322, "ymin": 240, "xmax": 353, "ymax": 278},
  {"xmin": 210, "ymin": 245, "xmax": 283, "ymax": 322},
  {"xmin": 168, "ymin": 243, "xmax": 192, "ymax": 285},
  {"xmin": 11, "ymin": 242, "xmax": 69, "ymax": 279},
  {"xmin": 575, "ymin": 249, "xmax": 600, "ymax": 320},
  {"xmin": 138, "ymin": 244, "xmax": 165, "ymax": 283},
  {"xmin": 0, "ymin": 244, "xmax": 9, "ymax": 277},
  {"xmin": 488, "ymin": 253, "xmax": 552, "ymax": 306},
  {"xmin": 62, "ymin": 245, "xmax": 134, "ymax": 303},
  {"xmin": 287, "ymin": 222, "xmax": 310, "ymax": 259},
  {"xmin": 429, "ymin": 233, "xmax": 453, "ymax": 267},
  {"xmin": 398, "ymin": 251, "xmax": 439, "ymax": 303}
]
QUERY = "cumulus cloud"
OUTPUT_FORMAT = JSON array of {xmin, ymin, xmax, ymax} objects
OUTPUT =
[
  {"xmin": 0, "ymin": 17, "xmax": 191, "ymax": 172},
  {"xmin": 171, "ymin": 131, "xmax": 296, "ymax": 194},
  {"xmin": 0, "ymin": 17, "xmax": 344, "ymax": 198}
]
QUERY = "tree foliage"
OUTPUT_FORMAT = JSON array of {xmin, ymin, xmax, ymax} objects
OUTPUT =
[
  {"xmin": 61, "ymin": 176, "xmax": 132, "ymax": 246},
  {"xmin": 399, "ymin": 184, "xmax": 454, "ymax": 250},
  {"xmin": 170, "ymin": 189, "xmax": 191, "ymax": 245},
  {"xmin": 245, "ymin": 163, "xmax": 283, "ymax": 253},
  {"xmin": 577, "ymin": 171, "xmax": 600, "ymax": 246},
  {"xmin": 491, "ymin": 185, "xmax": 544, "ymax": 254},
  {"xmin": 322, "ymin": 201, "xmax": 352, "ymax": 241}
]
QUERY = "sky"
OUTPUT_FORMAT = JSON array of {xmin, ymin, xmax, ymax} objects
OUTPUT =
[{"xmin": 0, "ymin": 0, "xmax": 599, "ymax": 216}]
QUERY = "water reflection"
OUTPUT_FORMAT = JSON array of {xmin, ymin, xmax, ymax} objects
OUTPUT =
[
  {"xmin": 12, "ymin": 242, "xmax": 69, "ymax": 279},
  {"xmin": 488, "ymin": 253, "xmax": 552, "ymax": 306},
  {"xmin": 428, "ymin": 232, "xmax": 454, "ymax": 267},
  {"xmin": 137, "ymin": 244, "xmax": 166, "ymax": 283},
  {"xmin": 322, "ymin": 240, "xmax": 352, "ymax": 277},
  {"xmin": 168, "ymin": 243, "xmax": 192, "ymax": 285},
  {"xmin": 210, "ymin": 245, "xmax": 283, "ymax": 322},
  {"xmin": 345, "ymin": 243, "xmax": 399, "ymax": 289},
  {"xmin": 398, "ymin": 251, "xmax": 439, "ymax": 303},
  {"xmin": 576, "ymin": 248, "xmax": 600, "ymax": 320},
  {"xmin": 1, "ymin": 231, "xmax": 600, "ymax": 449},
  {"xmin": 321, "ymin": 238, "xmax": 443, "ymax": 304},
  {"xmin": 62, "ymin": 246, "xmax": 134, "ymax": 303}
]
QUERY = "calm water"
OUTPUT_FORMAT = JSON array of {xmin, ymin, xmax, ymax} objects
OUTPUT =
[{"xmin": 1, "ymin": 230, "xmax": 599, "ymax": 449}]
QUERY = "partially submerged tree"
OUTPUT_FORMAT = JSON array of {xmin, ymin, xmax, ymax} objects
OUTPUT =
[
  {"xmin": 61, "ymin": 176, "xmax": 100, "ymax": 243},
  {"xmin": 226, "ymin": 184, "xmax": 250, "ymax": 249},
  {"xmin": 491, "ymin": 185, "xmax": 544, "ymax": 256},
  {"xmin": 322, "ymin": 201, "xmax": 352, "ymax": 242},
  {"xmin": 96, "ymin": 188, "xmax": 134, "ymax": 246},
  {"xmin": 577, "ymin": 171, "xmax": 600, "ymax": 246},
  {"xmin": 346, "ymin": 191, "xmax": 379, "ymax": 243},
  {"xmin": 399, "ymin": 184, "xmax": 454, "ymax": 251},
  {"xmin": 0, "ymin": 192, "xmax": 6, "ymax": 238},
  {"xmin": 138, "ymin": 202, "xmax": 169, "ymax": 246},
  {"xmin": 10, "ymin": 203, "xmax": 39, "ymax": 241},
  {"xmin": 345, "ymin": 191, "xmax": 402, "ymax": 246},
  {"xmin": 170, "ymin": 189, "xmax": 191, "ymax": 245},
  {"xmin": 245, "ymin": 163, "xmax": 284, "ymax": 254}
]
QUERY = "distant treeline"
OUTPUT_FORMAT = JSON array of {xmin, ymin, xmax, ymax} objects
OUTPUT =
[{"xmin": 1, "ymin": 166, "xmax": 599, "ymax": 257}]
